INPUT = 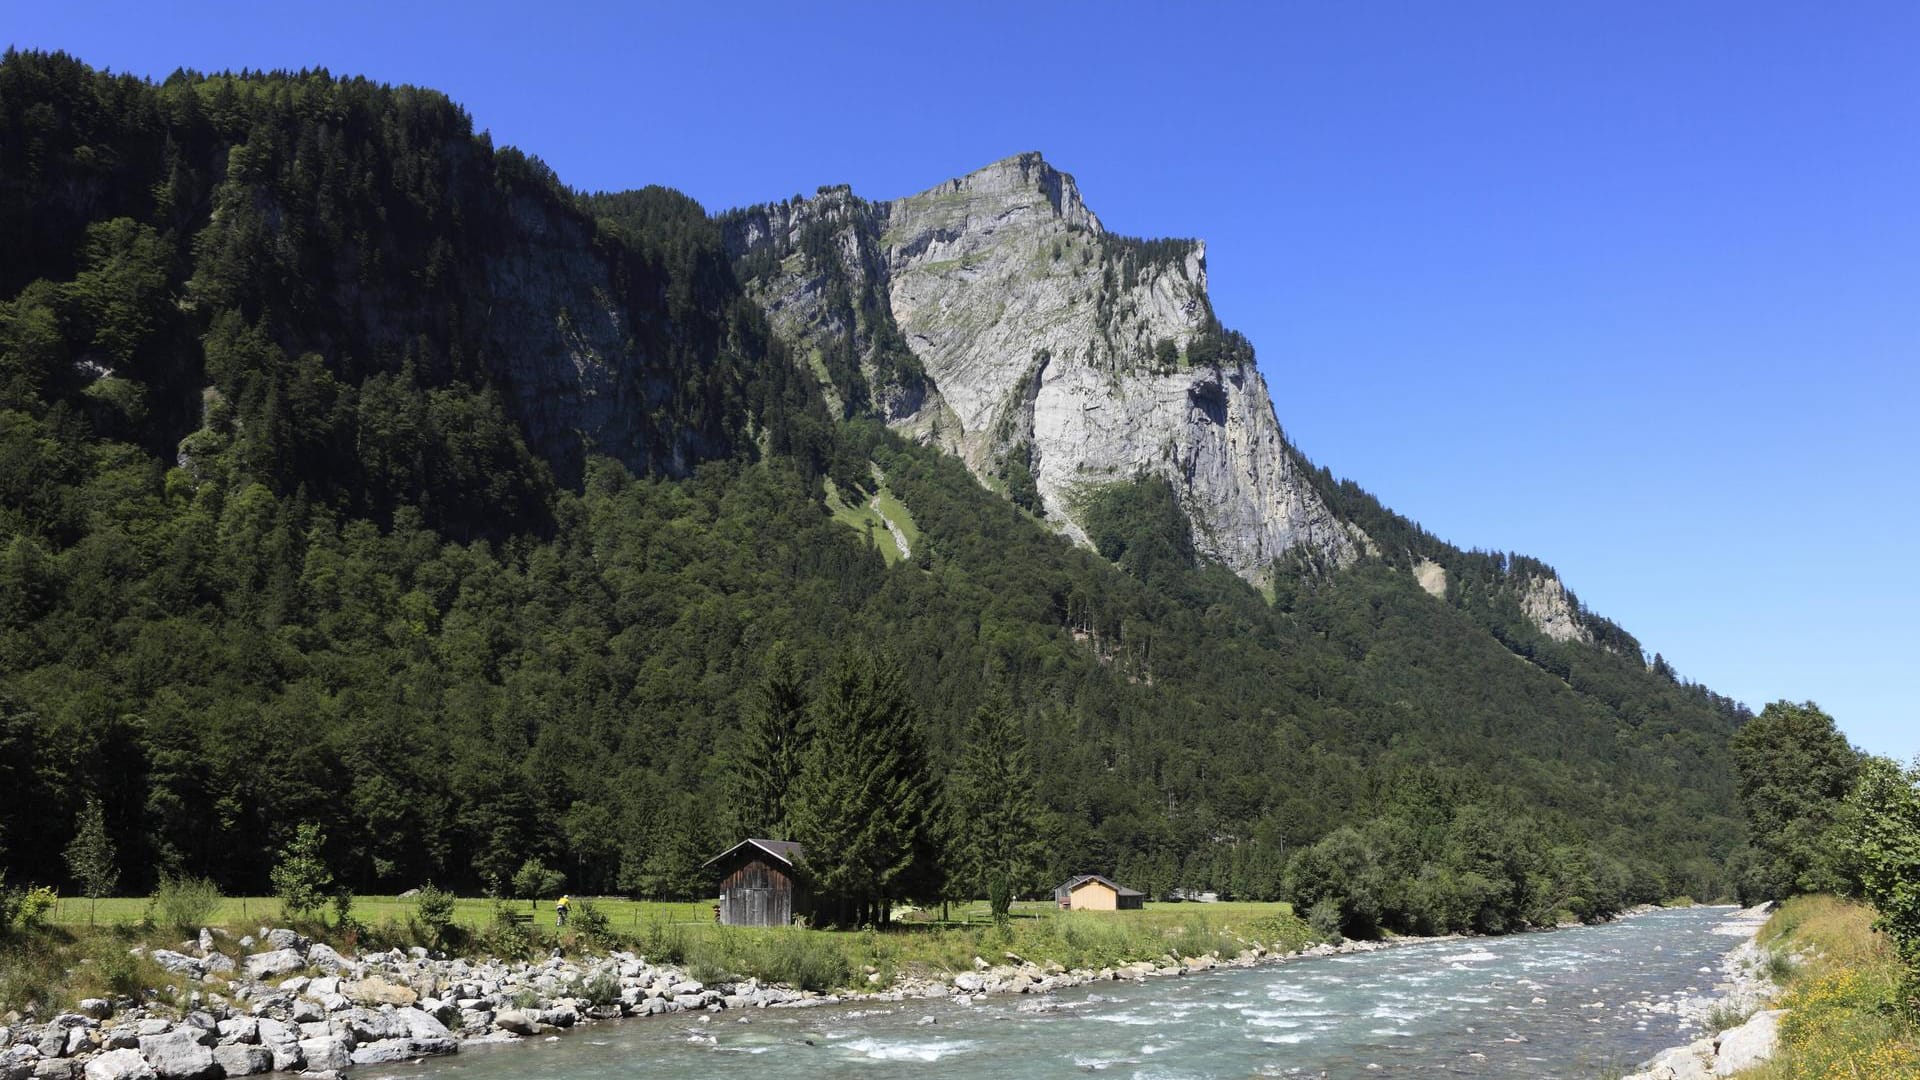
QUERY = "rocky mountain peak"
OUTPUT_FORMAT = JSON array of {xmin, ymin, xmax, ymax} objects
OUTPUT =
[{"xmin": 725, "ymin": 154, "xmax": 1363, "ymax": 587}]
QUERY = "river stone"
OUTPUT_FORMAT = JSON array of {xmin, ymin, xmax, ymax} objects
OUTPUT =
[
  {"xmin": 210, "ymin": 1044, "xmax": 270, "ymax": 1077},
  {"xmin": 262, "ymin": 929, "xmax": 303, "ymax": 952},
  {"xmin": 305, "ymin": 944, "xmax": 349, "ymax": 975},
  {"xmin": 1714, "ymin": 1009, "xmax": 1786, "ymax": 1075},
  {"xmin": 343, "ymin": 978, "xmax": 417, "ymax": 1006},
  {"xmin": 80, "ymin": 1050, "xmax": 154, "ymax": 1080},
  {"xmin": 214, "ymin": 1016, "xmax": 256, "ymax": 1044},
  {"xmin": 136, "ymin": 1030, "xmax": 217, "ymax": 1080},
  {"xmin": 343, "ymin": 1008, "xmax": 408, "ymax": 1043},
  {"xmin": 296, "ymin": 1036, "xmax": 350, "ymax": 1073},
  {"xmin": 241, "ymin": 949, "xmax": 303, "ymax": 981},
  {"xmin": 32, "ymin": 1059, "xmax": 76, "ymax": 1080},
  {"xmin": 145, "ymin": 951, "xmax": 200, "ymax": 977},
  {"xmin": 253, "ymin": 1019, "xmax": 300, "ymax": 1071},
  {"xmin": 490, "ymin": 1010, "xmax": 534, "ymax": 1036}
]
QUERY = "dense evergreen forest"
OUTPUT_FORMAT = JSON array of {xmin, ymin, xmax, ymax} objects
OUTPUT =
[{"xmin": 1, "ymin": 52, "xmax": 1753, "ymax": 936}]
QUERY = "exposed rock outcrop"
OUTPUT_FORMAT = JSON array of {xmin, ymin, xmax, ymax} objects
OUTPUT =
[
  {"xmin": 725, "ymin": 153, "xmax": 1361, "ymax": 587},
  {"xmin": 1519, "ymin": 574, "xmax": 1595, "ymax": 645}
]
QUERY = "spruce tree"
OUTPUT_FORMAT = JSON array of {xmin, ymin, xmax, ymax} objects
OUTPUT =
[
  {"xmin": 64, "ymin": 795, "xmax": 119, "ymax": 927},
  {"xmin": 726, "ymin": 645, "xmax": 810, "ymax": 839},
  {"xmin": 788, "ymin": 649, "xmax": 937, "ymax": 926},
  {"xmin": 950, "ymin": 690, "xmax": 1043, "ymax": 921}
]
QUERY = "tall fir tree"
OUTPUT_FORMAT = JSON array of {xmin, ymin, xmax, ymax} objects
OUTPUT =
[
  {"xmin": 949, "ymin": 689, "xmax": 1044, "ymax": 920},
  {"xmin": 725, "ymin": 645, "xmax": 810, "ymax": 839},
  {"xmin": 787, "ymin": 649, "xmax": 938, "ymax": 926}
]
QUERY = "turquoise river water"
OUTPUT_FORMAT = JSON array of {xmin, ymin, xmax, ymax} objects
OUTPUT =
[{"xmin": 373, "ymin": 906, "xmax": 1746, "ymax": 1080}]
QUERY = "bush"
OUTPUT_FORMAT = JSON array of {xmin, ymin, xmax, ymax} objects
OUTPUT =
[
  {"xmin": 0, "ymin": 876, "xmax": 20, "ymax": 931},
  {"xmin": 570, "ymin": 899, "xmax": 612, "ymax": 944},
  {"xmin": 17, "ymin": 887, "xmax": 57, "ymax": 929},
  {"xmin": 636, "ymin": 918, "xmax": 687, "ymax": 965},
  {"xmin": 1307, "ymin": 898, "xmax": 1346, "ymax": 943},
  {"xmin": 149, "ymin": 875, "xmax": 222, "ymax": 931},
  {"xmin": 412, "ymin": 884, "xmax": 457, "ymax": 947},
  {"xmin": 579, "ymin": 969, "xmax": 621, "ymax": 1006},
  {"xmin": 756, "ymin": 930, "xmax": 850, "ymax": 991},
  {"xmin": 271, "ymin": 823, "xmax": 333, "ymax": 920},
  {"xmin": 476, "ymin": 902, "xmax": 535, "ymax": 960}
]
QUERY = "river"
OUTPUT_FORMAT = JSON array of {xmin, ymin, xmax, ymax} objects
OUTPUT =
[{"xmin": 373, "ymin": 906, "xmax": 1747, "ymax": 1080}]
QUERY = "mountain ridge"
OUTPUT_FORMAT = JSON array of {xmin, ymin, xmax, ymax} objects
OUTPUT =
[{"xmin": 0, "ymin": 54, "xmax": 1747, "ymax": 920}]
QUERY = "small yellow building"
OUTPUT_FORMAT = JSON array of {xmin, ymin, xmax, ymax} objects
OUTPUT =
[{"xmin": 1054, "ymin": 874, "xmax": 1145, "ymax": 911}]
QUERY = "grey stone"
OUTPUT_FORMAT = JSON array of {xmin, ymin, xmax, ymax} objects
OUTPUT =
[
  {"xmin": 295, "ymin": 1036, "xmax": 349, "ymax": 1073},
  {"xmin": 261, "ymin": 930, "xmax": 302, "ymax": 952},
  {"xmin": 1714, "ymin": 1009, "xmax": 1786, "ymax": 1075},
  {"xmin": 303, "ymin": 945, "xmax": 348, "ymax": 975},
  {"xmin": 240, "ymin": 949, "xmax": 303, "ymax": 981},
  {"xmin": 135, "ymin": 1030, "xmax": 218, "ymax": 1080},
  {"xmin": 80, "ymin": 1050, "xmax": 154, "ymax": 1080},
  {"xmin": 489, "ymin": 1011, "xmax": 534, "ymax": 1036},
  {"xmin": 74, "ymin": 1003, "xmax": 109, "ymax": 1022},
  {"xmin": 252, "ymin": 1018, "xmax": 300, "ymax": 1073},
  {"xmin": 213, "ymin": 1017, "xmax": 256, "ymax": 1044},
  {"xmin": 342, "ymin": 1008, "xmax": 407, "ymax": 1044},
  {"xmin": 31, "ymin": 1059, "xmax": 76, "ymax": 1080},
  {"xmin": 60, "ymin": 1029, "xmax": 89, "ymax": 1058},
  {"xmin": 210, "ymin": 1044, "xmax": 270, "ymax": 1077},
  {"xmin": 145, "ymin": 952, "xmax": 200, "ymax": 977},
  {"xmin": 131, "ymin": 1023, "xmax": 168, "ymax": 1039}
]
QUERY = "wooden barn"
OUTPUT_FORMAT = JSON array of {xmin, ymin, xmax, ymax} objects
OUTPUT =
[
  {"xmin": 706, "ymin": 838, "xmax": 810, "ymax": 927},
  {"xmin": 1054, "ymin": 874, "xmax": 1145, "ymax": 911}
]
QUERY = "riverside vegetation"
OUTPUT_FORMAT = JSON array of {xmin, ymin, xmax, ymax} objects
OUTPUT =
[{"xmin": 1, "ymin": 51, "xmax": 1753, "ymax": 941}]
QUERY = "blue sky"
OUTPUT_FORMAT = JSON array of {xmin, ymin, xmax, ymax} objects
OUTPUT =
[{"xmin": 12, "ymin": 2, "xmax": 1917, "ymax": 758}]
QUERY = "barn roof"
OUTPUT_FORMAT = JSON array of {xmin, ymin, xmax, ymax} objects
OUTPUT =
[
  {"xmin": 703, "ymin": 838, "xmax": 806, "ymax": 869},
  {"xmin": 1054, "ymin": 873, "xmax": 1143, "ymax": 897}
]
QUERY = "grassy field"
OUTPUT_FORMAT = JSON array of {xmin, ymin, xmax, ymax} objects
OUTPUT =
[
  {"xmin": 1738, "ymin": 895, "xmax": 1920, "ymax": 1078},
  {"xmin": 47, "ymin": 894, "xmax": 714, "ymax": 931},
  {"xmin": 824, "ymin": 478, "xmax": 905, "ymax": 564}
]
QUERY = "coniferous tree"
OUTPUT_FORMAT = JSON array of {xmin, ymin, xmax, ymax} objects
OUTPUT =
[
  {"xmin": 788, "ymin": 649, "xmax": 937, "ymax": 926},
  {"xmin": 726, "ymin": 645, "xmax": 810, "ymax": 839},
  {"xmin": 949, "ymin": 689, "xmax": 1043, "ymax": 921}
]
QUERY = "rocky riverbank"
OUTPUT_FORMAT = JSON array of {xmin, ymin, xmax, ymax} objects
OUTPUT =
[
  {"xmin": 0, "ymin": 923, "xmax": 1421, "ymax": 1080},
  {"xmin": 1621, "ymin": 904, "xmax": 1785, "ymax": 1080}
]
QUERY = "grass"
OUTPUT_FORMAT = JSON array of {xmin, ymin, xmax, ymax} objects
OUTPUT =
[
  {"xmin": 46, "ymin": 894, "xmax": 714, "ymax": 932},
  {"xmin": 1734, "ymin": 895, "xmax": 1920, "ymax": 1079},
  {"xmin": 823, "ymin": 474, "xmax": 920, "ymax": 565},
  {"xmin": 7, "ymin": 897, "xmax": 1313, "ymax": 1011}
]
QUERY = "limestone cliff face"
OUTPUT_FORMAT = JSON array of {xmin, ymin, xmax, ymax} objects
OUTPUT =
[
  {"xmin": 1519, "ymin": 575, "xmax": 1597, "ymax": 645},
  {"xmin": 724, "ymin": 153, "xmax": 1360, "ymax": 584}
]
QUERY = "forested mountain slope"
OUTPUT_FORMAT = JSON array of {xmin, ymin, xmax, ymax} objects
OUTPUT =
[{"xmin": 1, "ymin": 53, "xmax": 1748, "ymax": 931}]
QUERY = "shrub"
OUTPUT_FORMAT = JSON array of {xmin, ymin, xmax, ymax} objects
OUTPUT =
[
  {"xmin": 757, "ymin": 930, "xmax": 850, "ymax": 991},
  {"xmin": 1307, "ymin": 898, "xmax": 1346, "ymax": 943},
  {"xmin": 476, "ymin": 902, "xmax": 534, "ymax": 960},
  {"xmin": 636, "ymin": 918, "xmax": 687, "ymax": 965},
  {"xmin": 17, "ymin": 887, "xmax": 57, "ymax": 929},
  {"xmin": 270, "ymin": 823, "xmax": 333, "ymax": 919},
  {"xmin": 579, "ymin": 969, "xmax": 621, "ymax": 1006},
  {"xmin": 412, "ymin": 884, "xmax": 457, "ymax": 947},
  {"xmin": 0, "ymin": 875, "xmax": 20, "ymax": 931},
  {"xmin": 149, "ymin": 875, "xmax": 222, "ymax": 931},
  {"xmin": 570, "ymin": 899, "xmax": 612, "ymax": 944}
]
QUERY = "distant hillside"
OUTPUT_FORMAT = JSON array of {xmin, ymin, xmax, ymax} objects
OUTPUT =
[{"xmin": 0, "ymin": 53, "xmax": 1748, "ymax": 933}]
